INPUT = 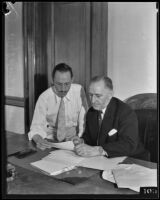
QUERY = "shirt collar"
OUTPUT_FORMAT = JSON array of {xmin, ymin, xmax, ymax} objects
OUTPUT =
[{"xmin": 102, "ymin": 107, "xmax": 107, "ymax": 115}]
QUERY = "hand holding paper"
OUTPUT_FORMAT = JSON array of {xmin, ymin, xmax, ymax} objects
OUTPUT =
[{"xmin": 50, "ymin": 141, "xmax": 74, "ymax": 151}]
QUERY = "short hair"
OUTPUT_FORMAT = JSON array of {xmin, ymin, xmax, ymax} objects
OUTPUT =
[
  {"xmin": 90, "ymin": 75, "xmax": 113, "ymax": 90},
  {"xmin": 52, "ymin": 63, "xmax": 73, "ymax": 80}
]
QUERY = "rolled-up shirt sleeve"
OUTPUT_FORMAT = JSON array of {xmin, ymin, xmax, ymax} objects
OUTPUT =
[
  {"xmin": 78, "ymin": 87, "xmax": 88, "ymax": 137},
  {"xmin": 28, "ymin": 95, "xmax": 48, "ymax": 140}
]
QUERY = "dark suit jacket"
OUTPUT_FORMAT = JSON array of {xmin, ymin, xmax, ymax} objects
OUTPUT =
[{"xmin": 82, "ymin": 97, "xmax": 149, "ymax": 160}]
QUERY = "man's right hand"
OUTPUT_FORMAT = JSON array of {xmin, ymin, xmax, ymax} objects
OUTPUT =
[
  {"xmin": 72, "ymin": 136, "xmax": 84, "ymax": 146},
  {"xmin": 32, "ymin": 134, "xmax": 53, "ymax": 150}
]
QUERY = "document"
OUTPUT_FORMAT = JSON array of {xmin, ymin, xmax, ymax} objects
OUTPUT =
[
  {"xmin": 31, "ymin": 150, "xmax": 126, "ymax": 176},
  {"xmin": 112, "ymin": 164, "xmax": 157, "ymax": 189},
  {"xmin": 43, "ymin": 149, "xmax": 85, "ymax": 165},
  {"xmin": 31, "ymin": 159, "xmax": 76, "ymax": 176},
  {"xmin": 50, "ymin": 141, "xmax": 74, "ymax": 151},
  {"xmin": 31, "ymin": 150, "xmax": 84, "ymax": 176},
  {"xmin": 78, "ymin": 156, "xmax": 126, "ymax": 171},
  {"xmin": 102, "ymin": 169, "xmax": 140, "ymax": 192}
]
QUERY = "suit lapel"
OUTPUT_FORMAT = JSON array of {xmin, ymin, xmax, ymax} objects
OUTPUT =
[{"xmin": 99, "ymin": 98, "xmax": 118, "ymax": 144}]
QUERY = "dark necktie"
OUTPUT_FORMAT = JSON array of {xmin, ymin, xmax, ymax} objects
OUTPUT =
[
  {"xmin": 57, "ymin": 98, "xmax": 66, "ymax": 142},
  {"xmin": 98, "ymin": 110, "xmax": 103, "ymax": 129},
  {"xmin": 97, "ymin": 110, "xmax": 103, "ymax": 145}
]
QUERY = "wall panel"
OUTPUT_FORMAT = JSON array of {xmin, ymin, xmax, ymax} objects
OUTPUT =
[
  {"xmin": 54, "ymin": 2, "xmax": 91, "ymax": 90},
  {"xmin": 5, "ymin": 105, "xmax": 24, "ymax": 134},
  {"xmin": 5, "ymin": 2, "xmax": 24, "ymax": 97}
]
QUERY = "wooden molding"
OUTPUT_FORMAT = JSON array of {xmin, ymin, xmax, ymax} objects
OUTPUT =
[{"xmin": 5, "ymin": 96, "xmax": 25, "ymax": 107}]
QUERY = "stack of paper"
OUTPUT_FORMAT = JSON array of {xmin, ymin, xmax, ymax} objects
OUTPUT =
[
  {"xmin": 79, "ymin": 156, "xmax": 126, "ymax": 171},
  {"xmin": 31, "ymin": 149, "xmax": 126, "ymax": 176},
  {"xmin": 102, "ymin": 164, "xmax": 157, "ymax": 192},
  {"xmin": 31, "ymin": 159, "xmax": 76, "ymax": 176},
  {"xmin": 43, "ymin": 149, "xmax": 85, "ymax": 165},
  {"xmin": 31, "ymin": 149, "xmax": 84, "ymax": 176}
]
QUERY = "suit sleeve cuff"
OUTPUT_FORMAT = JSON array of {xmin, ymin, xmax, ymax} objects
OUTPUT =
[{"xmin": 98, "ymin": 146, "xmax": 108, "ymax": 157}]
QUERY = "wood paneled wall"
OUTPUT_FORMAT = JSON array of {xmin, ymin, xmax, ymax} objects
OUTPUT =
[
  {"xmin": 23, "ymin": 2, "xmax": 53, "ymax": 126},
  {"xmin": 52, "ymin": 2, "xmax": 108, "ymax": 90},
  {"xmin": 91, "ymin": 2, "xmax": 108, "ymax": 77},
  {"xmin": 23, "ymin": 2, "xmax": 108, "ymax": 126},
  {"xmin": 53, "ymin": 2, "xmax": 91, "ymax": 89}
]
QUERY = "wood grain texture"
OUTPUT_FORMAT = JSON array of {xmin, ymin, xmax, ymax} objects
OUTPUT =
[
  {"xmin": 54, "ymin": 2, "xmax": 91, "ymax": 90},
  {"xmin": 91, "ymin": 2, "xmax": 108, "ymax": 77}
]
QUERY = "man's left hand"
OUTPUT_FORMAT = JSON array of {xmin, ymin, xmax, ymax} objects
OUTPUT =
[{"xmin": 74, "ymin": 143, "xmax": 100, "ymax": 157}]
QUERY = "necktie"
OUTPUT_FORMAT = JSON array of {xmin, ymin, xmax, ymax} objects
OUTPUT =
[
  {"xmin": 98, "ymin": 110, "xmax": 103, "ymax": 129},
  {"xmin": 97, "ymin": 110, "xmax": 102, "ymax": 145},
  {"xmin": 56, "ymin": 98, "xmax": 66, "ymax": 142}
]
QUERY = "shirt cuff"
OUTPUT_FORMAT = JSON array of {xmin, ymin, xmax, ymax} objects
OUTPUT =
[
  {"xmin": 28, "ymin": 130, "xmax": 47, "ymax": 141},
  {"xmin": 98, "ymin": 146, "xmax": 108, "ymax": 157}
]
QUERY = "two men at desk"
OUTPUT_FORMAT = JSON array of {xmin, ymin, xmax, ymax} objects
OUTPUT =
[{"xmin": 28, "ymin": 63, "xmax": 149, "ymax": 161}]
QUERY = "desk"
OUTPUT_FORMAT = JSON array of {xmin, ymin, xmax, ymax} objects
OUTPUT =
[{"xmin": 6, "ymin": 132, "xmax": 157, "ymax": 195}]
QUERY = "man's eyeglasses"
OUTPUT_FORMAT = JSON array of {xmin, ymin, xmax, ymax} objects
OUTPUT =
[{"xmin": 54, "ymin": 82, "xmax": 71, "ymax": 87}]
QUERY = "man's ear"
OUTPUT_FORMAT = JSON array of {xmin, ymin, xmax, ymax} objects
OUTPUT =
[{"xmin": 109, "ymin": 90, "xmax": 114, "ymax": 99}]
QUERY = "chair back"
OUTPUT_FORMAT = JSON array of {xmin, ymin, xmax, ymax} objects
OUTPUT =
[{"xmin": 124, "ymin": 93, "xmax": 157, "ymax": 162}]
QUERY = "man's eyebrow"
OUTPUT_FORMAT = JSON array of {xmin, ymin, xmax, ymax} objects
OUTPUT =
[
  {"xmin": 55, "ymin": 82, "xmax": 71, "ymax": 84},
  {"xmin": 89, "ymin": 93, "xmax": 102, "ymax": 96}
]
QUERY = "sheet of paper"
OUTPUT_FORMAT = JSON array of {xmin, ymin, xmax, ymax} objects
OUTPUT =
[
  {"xmin": 102, "ymin": 170, "xmax": 115, "ymax": 183},
  {"xmin": 102, "ymin": 170, "xmax": 140, "ymax": 192},
  {"xmin": 43, "ymin": 149, "xmax": 85, "ymax": 165},
  {"xmin": 31, "ymin": 159, "xmax": 75, "ymax": 176},
  {"xmin": 50, "ymin": 141, "xmax": 74, "ymax": 151},
  {"xmin": 78, "ymin": 156, "xmax": 126, "ymax": 171},
  {"xmin": 112, "ymin": 164, "xmax": 157, "ymax": 188}
]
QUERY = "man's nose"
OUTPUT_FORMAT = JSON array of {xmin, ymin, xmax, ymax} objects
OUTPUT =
[
  {"xmin": 91, "ymin": 96, "xmax": 96, "ymax": 104},
  {"xmin": 61, "ymin": 84, "xmax": 66, "ymax": 91}
]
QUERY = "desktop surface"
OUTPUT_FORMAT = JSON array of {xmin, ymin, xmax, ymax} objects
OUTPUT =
[{"xmin": 6, "ymin": 132, "xmax": 157, "ymax": 195}]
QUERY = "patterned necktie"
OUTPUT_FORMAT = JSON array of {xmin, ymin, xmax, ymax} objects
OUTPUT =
[{"xmin": 57, "ymin": 98, "xmax": 66, "ymax": 142}]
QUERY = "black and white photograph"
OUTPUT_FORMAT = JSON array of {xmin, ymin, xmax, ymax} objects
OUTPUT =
[{"xmin": 1, "ymin": 1, "xmax": 158, "ymax": 198}]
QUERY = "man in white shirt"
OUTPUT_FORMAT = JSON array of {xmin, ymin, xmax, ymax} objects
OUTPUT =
[{"xmin": 28, "ymin": 63, "xmax": 88, "ymax": 150}]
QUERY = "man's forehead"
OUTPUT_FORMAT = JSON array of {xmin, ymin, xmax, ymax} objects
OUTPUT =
[
  {"xmin": 89, "ymin": 81, "xmax": 106, "ymax": 90},
  {"xmin": 54, "ymin": 71, "xmax": 72, "ymax": 81}
]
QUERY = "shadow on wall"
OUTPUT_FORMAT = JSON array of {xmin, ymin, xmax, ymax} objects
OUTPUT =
[{"xmin": 34, "ymin": 74, "xmax": 48, "ymax": 103}]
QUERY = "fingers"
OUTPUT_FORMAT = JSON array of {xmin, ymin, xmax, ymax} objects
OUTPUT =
[
  {"xmin": 74, "ymin": 144, "xmax": 87, "ymax": 156},
  {"xmin": 36, "ymin": 139, "xmax": 53, "ymax": 150},
  {"xmin": 33, "ymin": 135, "xmax": 52, "ymax": 148},
  {"xmin": 74, "ymin": 144, "xmax": 95, "ymax": 157},
  {"xmin": 72, "ymin": 136, "xmax": 81, "ymax": 146}
]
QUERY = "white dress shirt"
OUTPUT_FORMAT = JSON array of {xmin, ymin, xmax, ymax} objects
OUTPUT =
[
  {"xmin": 28, "ymin": 84, "xmax": 88, "ymax": 141},
  {"xmin": 101, "ymin": 107, "xmax": 106, "ymax": 120}
]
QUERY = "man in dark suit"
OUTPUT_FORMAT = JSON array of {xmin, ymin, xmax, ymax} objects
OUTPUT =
[{"xmin": 74, "ymin": 76, "xmax": 149, "ymax": 161}]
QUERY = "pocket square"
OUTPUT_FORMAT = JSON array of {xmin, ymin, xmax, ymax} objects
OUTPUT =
[{"xmin": 108, "ymin": 129, "xmax": 117, "ymax": 136}]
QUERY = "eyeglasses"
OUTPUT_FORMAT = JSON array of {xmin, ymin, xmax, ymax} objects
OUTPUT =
[{"xmin": 54, "ymin": 82, "xmax": 71, "ymax": 87}]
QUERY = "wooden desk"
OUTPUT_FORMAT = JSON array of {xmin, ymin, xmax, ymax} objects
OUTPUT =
[{"xmin": 6, "ymin": 132, "xmax": 157, "ymax": 195}]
